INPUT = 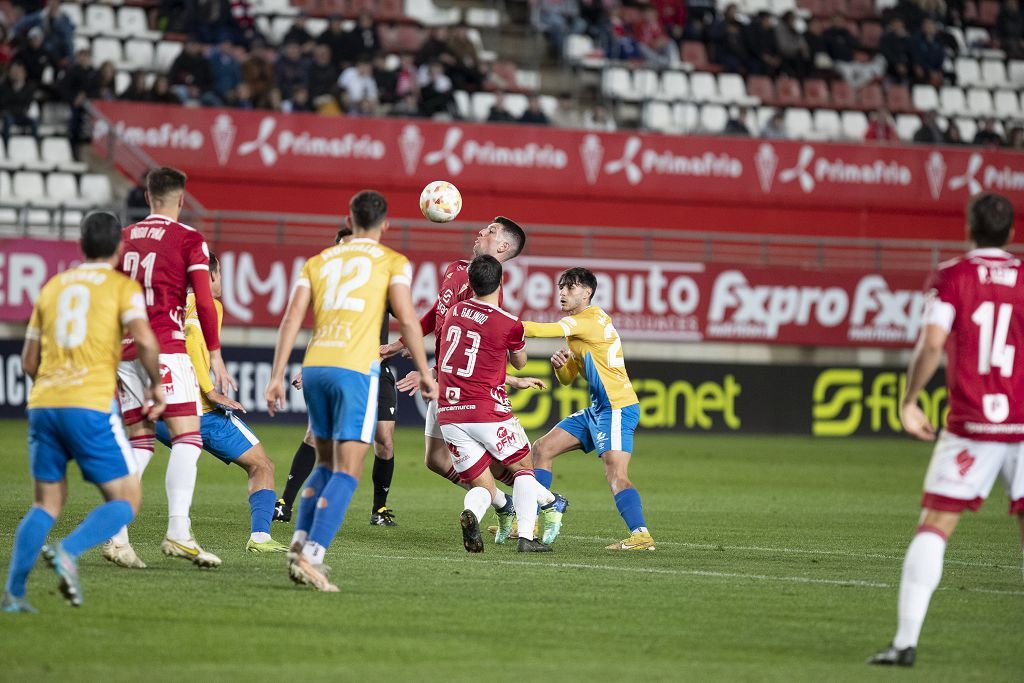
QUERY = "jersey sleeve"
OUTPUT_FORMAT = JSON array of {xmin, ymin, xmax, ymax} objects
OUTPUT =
[
  {"xmin": 507, "ymin": 320, "xmax": 526, "ymax": 352},
  {"xmin": 523, "ymin": 319, "xmax": 572, "ymax": 338},
  {"xmin": 185, "ymin": 300, "xmax": 217, "ymax": 395},
  {"xmin": 184, "ymin": 232, "xmax": 211, "ymax": 274},
  {"xmin": 295, "ymin": 259, "xmax": 312, "ymax": 291},
  {"xmin": 25, "ymin": 304, "xmax": 41, "ymax": 341},
  {"xmin": 554, "ymin": 356, "xmax": 580, "ymax": 385},
  {"xmin": 922, "ymin": 267, "xmax": 956, "ymax": 332},
  {"xmin": 118, "ymin": 279, "xmax": 147, "ymax": 327},
  {"xmin": 389, "ymin": 254, "xmax": 413, "ymax": 287}
]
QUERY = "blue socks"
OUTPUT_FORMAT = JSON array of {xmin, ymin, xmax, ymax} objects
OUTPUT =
[
  {"xmin": 614, "ymin": 488, "xmax": 647, "ymax": 533},
  {"xmin": 248, "ymin": 489, "xmax": 275, "ymax": 534},
  {"xmin": 4, "ymin": 507, "xmax": 55, "ymax": 598},
  {"xmin": 296, "ymin": 465, "xmax": 332, "ymax": 534},
  {"xmin": 308, "ymin": 472, "xmax": 358, "ymax": 550},
  {"xmin": 62, "ymin": 500, "xmax": 135, "ymax": 558},
  {"xmin": 535, "ymin": 468, "xmax": 553, "ymax": 490}
]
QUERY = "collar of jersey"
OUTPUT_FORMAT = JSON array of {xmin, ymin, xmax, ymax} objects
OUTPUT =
[
  {"xmin": 146, "ymin": 213, "xmax": 177, "ymax": 223},
  {"xmin": 348, "ymin": 237, "xmax": 378, "ymax": 244},
  {"xmin": 78, "ymin": 262, "xmax": 114, "ymax": 270},
  {"xmin": 968, "ymin": 247, "xmax": 1014, "ymax": 258}
]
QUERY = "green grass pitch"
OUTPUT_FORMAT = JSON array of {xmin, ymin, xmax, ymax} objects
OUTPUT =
[{"xmin": 0, "ymin": 421, "xmax": 1020, "ymax": 681}]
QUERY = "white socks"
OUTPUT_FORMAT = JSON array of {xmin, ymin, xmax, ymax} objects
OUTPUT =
[
  {"xmin": 250, "ymin": 532, "xmax": 271, "ymax": 543},
  {"xmin": 301, "ymin": 541, "xmax": 326, "ymax": 564},
  {"xmin": 491, "ymin": 489, "xmax": 507, "ymax": 510},
  {"xmin": 166, "ymin": 435, "xmax": 202, "ymax": 540},
  {"xmin": 464, "ymin": 487, "xmax": 491, "ymax": 524},
  {"xmin": 112, "ymin": 439, "xmax": 155, "ymax": 546},
  {"xmin": 893, "ymin": 527, "xmax": 947, "ymax": 649}
]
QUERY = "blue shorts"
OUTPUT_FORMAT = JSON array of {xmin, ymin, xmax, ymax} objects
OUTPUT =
[
  {"xmin": 155, "ymin": 411, "xmax": 260, "ymax": 465},
  {"xmin": 28, "ymin": 403, "xmax": 136, "ymax": 484},
  {"xmin": 557, "ymin": 404, "xmax": 640, "ymax": 456},
  {"xmin": 304, "ymin": 365, "xmax": 380, "ymax": 443}
]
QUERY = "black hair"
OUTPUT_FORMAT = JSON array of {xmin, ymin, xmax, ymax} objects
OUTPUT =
[
  {"xmin": 493, "ymin": 216, "xmax": 525, "ymax": 260},
  {"xmin": 147, "ymin": 166, "xmax": 187, "ymax": 204},
  {"xmin": 557, "ymin": 267, "xmax": 598, "ymax": 302},
  {"xmin": 335, "ymin": 227, "xmax": 353, "ymax": 244},
  {"xmin": 208, "ymin": 252, "xmax": 219, "ymax": 274},
  {"xmin": 968, "ymin": 193, "xmax": 1014, "ymax": 247},
  {"xmin": 80, "ymin": 212, "xmax": 122, "ymax": 259},
  {"xmin": 468, "ymin": 255, "xmax": 502, "ymax": 297},
  {"xmin": 350, "ymin": 190, "xmax": 388, "ymax": 230}
]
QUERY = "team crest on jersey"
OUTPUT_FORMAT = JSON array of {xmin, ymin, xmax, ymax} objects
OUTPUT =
[
  {"xmin": 159, "ymin": 363, "xmax": 175, "ymax": 396},
  {"xmin": 955, "ymin": 450, "xmax": 975, "ymax": 477},
  {"xmin": 446, "ymin": 386, "xmax": 461, "ymax": 404}
]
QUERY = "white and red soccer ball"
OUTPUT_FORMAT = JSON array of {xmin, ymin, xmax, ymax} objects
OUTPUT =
[{"xmin": 419, "ymin": 181, "xmax": 462, "ymax": 223}]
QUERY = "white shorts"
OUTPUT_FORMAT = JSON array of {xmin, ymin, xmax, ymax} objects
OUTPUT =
[
  {"xmin": 424, "ymin": 399, "xmax": 442, "ymax": 440},
  {"xmin": 922, "ymin": 431, "xmax": 1024, "ymax": 514},
  {"xmin": 440, "ymin": 417, "xmax": 531, "ymax": 483},
  {"xmin": 117, "ymin": 353, "xmax": 201, "ymax": 425}
]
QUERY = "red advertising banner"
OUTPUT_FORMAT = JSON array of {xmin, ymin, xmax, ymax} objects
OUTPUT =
[
  {"xmin": 1, "ymin": 238, "xmax": 928, "ymax": 347},
  {"xmin": 90, "ymin": 102, "xmax": 1024, "ymax": 240}
]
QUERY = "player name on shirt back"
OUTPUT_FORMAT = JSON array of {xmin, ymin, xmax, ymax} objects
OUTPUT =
[{"xmin": 129, "ymin": 225, "xmax": 167, "ymax": 241}]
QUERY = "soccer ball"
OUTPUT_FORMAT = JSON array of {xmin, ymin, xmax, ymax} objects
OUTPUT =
[{"xmin": 419, "ymin": 181, "xmax": 462, "ymax": 223}]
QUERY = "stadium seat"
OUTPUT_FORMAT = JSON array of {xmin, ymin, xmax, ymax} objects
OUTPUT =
[
  {"xmin": 1009, "ymin": 60, "xmax": 1024, "ymax": 84},
  {"xmin": 62, "ymin": 4, "xmax": 84, "ymax": 32},
  {"xmin": 659, "ymin": 71, "xmax": 689, "ymax": 100},
  {"xmin": 830, "ymin": 80, "xmax": 856, "ymax": 109},
  {"xmin": 699, "ymin": 104, "xmax": 728, "ymax": 132},
  {"xmin": 956, "ymin": 58, "xmax": 981, "ymax": 85},
  {"xmin": 503, "ymin": 93, "xmax": 528, "ymax": 118},
  {"xmin": 939, "ymin": 86, "xmax": 968, "ymax": 116},
  {"xmin": 981, "ymin": 59, "xmax": 1008, "ymax": 87},
  {"xmin": 119, "ymin": 6, "xmax": 159, "ymax": 40},
  {"xmin": 453, "ymin": 90, "xmax": 471, "ymax": 119},
  {"xmin": 690, "ymin": 72, "xmax": 718, "ymax": 102},
  {"xmin": 155, "ymin": 41, "xmax": 184, "ymax": 72},
  {"xmin": 912, "ymin": 84, "xmax": 939, "ymax": 111},
  {"xmin": 85, "ymin": 4, "xmax": 118, "ymax": 36},
  {"xmin": 12, "ymin": 171, "xmax": 48, "ymax": 204},
  {"xmin": 405, "ymin": 0, "xmax": 461, "ymax": 26},
  {"xmin": 634, "ymin": 69, "xmax": 660, "ymax": 99},
  {"xmin": 746, "ymin": 75, "xmax": 775, "ymax": 105},
  {"xmin": 46, "ymin": 172, "xmax": 86, "ymax": 207},
  {"xmin": 681, "ymin": 42, "xmax": 713, "ymax": 71},
  {"xmin": 81, "ymin": 174, "xmax": 114, "ymax": 205},
  {"xmin": 896, "ymin": 114, "xmax": 919, "ymax": 140},
  {"xmin": 957, "ymin": 117, "xmax": 978, "ymax": 140},
  {"xmin": 124, "ymin": 39, "xmax": 155, "ymax": 70},
  {"xmin": 470, "ymin": 91, "xmax": 496, "ymax": 121},
  {"xmin": 538, "ymin": 95, "xmax": 558, "ymax": 119},
  {"xmin": 803, "ymin": 79, "xmax": 830, "ymax": 108},
  {"xmin": 3, "ymin": 136, "xmax": 45, "ymax": 171},
  {"xmin": 979, "ymin": 0, "xmax": 1000, "ymax": 26},
  {"xmin": 601, "ymin": 67, "xmax": 635, "ymax": 100},
  {"xmin": 813, "ymin": 109, "xmax": 842, "ymax": 139},
  {"xmin": 858, "ymin": 82, "xmax": 884, "ymax": 110},
  {"xmin": 41, "ymin": 137, "xmax": 87, "ymax": 173},
  {"xmin": 0, "ymin": 171, "xmax": 19, "ymax": 205},
  {"xmin": 674, "ymin": 102, "xmax": 700, "ymax": 132},
  {"xmin": 465, "ymin": 7, "xmax": 501, "ymax": 27},
  {"xmin": 784, "ymin": 108, "xmax": 814, "ymax": 139},
  {"xmin": 643, "ymin": 101, "xmax": 675, "ymax": 133},
  {"xmin": 92, "ymin": 38, "xmax": 125, "ymax": 67},
  {"xmin": 267, "ymin": 17, "xmax": 293, "ymax": 44},
  {"xmin": 718, "ymin": 73, "xmax": 756, "ymax": 105},
  {"xmin": 775, "ymin": 78, "xmax": 802, "ymax": 106},
  {"xmin": 965, "ymin": 26, "xmax": 992, "ymax": 49},
  {"xmin": 840, "ymin": 110, "xmax": 868, "ymax": 139},
  {"xmin": 565, "ymin": 34, "xmax": 594, "ymax": 62},
  {"xmin": 115, "ymin": 69, "xmax": 131, "ymax": 94},
  {"xmin": 994, "ymin": 89, "xmax": 1022, "ymax": 116},
  {"xmin": 967, "ymin": 88, "xmax": 994, "ymax": 115}
]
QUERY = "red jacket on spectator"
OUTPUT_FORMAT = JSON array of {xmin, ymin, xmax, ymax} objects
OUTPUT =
[
  {"xmin": 651, "ymin": 0, "xmax": 686, "ymax": 30},
  {"xmin": 865, "ymin": 116, "xmax": 900, "ymax": 143}
]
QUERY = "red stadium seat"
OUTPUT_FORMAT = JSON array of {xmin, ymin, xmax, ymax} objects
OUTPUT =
[
  {"xmin": 681, "ymin": 42, "xmax": 714, "ymax": 72},
  {"xmin": 859, "ymin": 21, "xmax": 882, "ymax": 49},
  {"xmin": 746, "ymin": 75, "xmax": 776, "ymax": 106},
  {"xmin": 803, "ymin": 78, "xmax": 830, "ymax": 108},
  {"xmin": 885, "ymin": 84, "xmax": 912, "ymax": 113},
  {"xmin": 979, "ymin": 0, "xmax": 1000, "ymax": 26},
  {"xmin": 847, "ymin": 0, "xmax": 875, "ymax": 20},
  {"xmin": 830, "ymin": 80, "xmax": 856, "ymax": 108},
  {"xmin": 858, "ymin": 82, "xmax": 884, "ymax": 110},
  {"xmin": 775, "ymin": 77, "xmax": 802, "ymax": 106},
  {"xmin": 377, "ymin": 0, "xmax": 402, "ymax": 19}
]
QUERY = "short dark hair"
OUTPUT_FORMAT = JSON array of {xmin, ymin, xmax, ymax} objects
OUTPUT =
[
  {"xmin": 558, "ymin": 267, "xmax": 598, "ymax": 302},
  {"xmin": 968, "ymin": 193, "xmax": 1014, "ymax": 247},
  {"xmin": 494, "ymin": 216, "xmax": 525, "ymax": 260},
  {"xmin": 350, "ymin": 190, "xmax": 388, "ymax": 229},
  {"xmin": 147, "ymin": 166, "xmax": 187, "ymax": 204},
  {"xmin": 335, "ymin": 227, "xmax": 353, "ymax": 244},
  {"xmin": 468, "ymin": 255, "xmax": 502, "ymax": 297},
  {"xmin": 80, "ymin": 212, "xmax": 122, "ymax": 259},
  {"xmin": 208, "ymin": 252, "xmax": 219, "ymax": 274}
]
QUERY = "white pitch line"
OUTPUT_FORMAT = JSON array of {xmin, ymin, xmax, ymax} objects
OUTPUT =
[
  {"xmin": 353, "ymin": 552, "xmax": 1024, "ymax": 596},
  {"xmin": 563, "ymin": 535, "xmax": 1022, "ymax": 571}
]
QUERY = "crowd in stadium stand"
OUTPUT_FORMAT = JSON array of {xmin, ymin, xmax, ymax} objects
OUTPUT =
[{"xmin": 3, "ymin": 0, "xmax": 1024, "ymax": 149}]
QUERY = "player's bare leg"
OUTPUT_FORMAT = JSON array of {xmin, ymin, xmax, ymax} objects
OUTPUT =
[
  {"xmin": 868, "ymin": 508, "xmax": 961, "ymax": 667},
  {"xmin": 602, "ymin": 450, "xmax": 655, "ymax": 551},
  {"xmin": 370, "ymin": 420, "xmax": 397, "ymax": 526},
  {"xmin": 233, "ymin": 445, "xmax": 287, "ymax": 553}
]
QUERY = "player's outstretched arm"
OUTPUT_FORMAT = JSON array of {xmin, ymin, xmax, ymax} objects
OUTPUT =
[
  {"xmin": 901, "ymin": 324, "xmax": 948, "ymax": 441},
  {"xmin": 390, "ymin": 282, "xmax": 437, "ymax": 401},
  {"xmin": 266, "ymin": 283, "xmax": 311, "ymax": 416},
  {"xmin": 523, "ymin": 319, "xmax": 571, "ymax": 339},
  {"xmin": 127, "ymin": 316, "xmax": 167, "ymax": 422}
]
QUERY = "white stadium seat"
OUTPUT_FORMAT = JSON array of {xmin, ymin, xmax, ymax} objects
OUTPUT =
[
  {"xmin": 634, "ymin": 69, "xmax": 659, "ymax": 99},
  {"xmin": 80, "ymin": 174, "xmax": 113, "ymax": 205},
  {"xmin": 643, "ymin": 102, "xmax": 675, "ymax": 133},
  {"xmin": 91, "ymin": 37, "xmax": 125, "ymax": 67},
  {"xmin": 939, "ymin": 86, "xmax": 967, "ymax": 116},
  {"xmin": 699, "ymin": 103, "xmax": 727, "ymax": 132},
  {"xmin": 966, "ymin": 88, "xmax": 994, "ymax": 115},
  {"xmin": 124, "ymin": 39, "xmax": 155, "ymax": 70},
  {"xmin": 912, "ymin": 85, "xmax": 939, "ymax": 111},
  {"xmin": 41, "ymin": 137, "xmax": 87, "ymax": 174},
  {"xmin": 841, "ymin": 110, "xmax": 868, "ymax": 140},
  {"xmin": 784, "ymin": 108, "xmax": 813, "ymax": 139},
  {"xmin": 674, "ymin": 102, "xmax": 700, "ymax": 132},
  {"xmin": 659, "ymin": 71, "xmax": 689, "ymax": 100},
  {"xmin": 813, "ymin": 109, "xmax": 842, "ymax": 139},
  {"xmin": 155, "ymin": 41, "xmax": 184, "ymax": 71},
  {"xmin": 85, "ymin": 4, "xmax": 117, "ymax": 36},
  {"xmin": 690, "ymin": 72, "xmax": 718, "ymax": 102}
]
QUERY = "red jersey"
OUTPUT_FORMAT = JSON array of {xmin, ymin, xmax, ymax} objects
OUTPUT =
[
  {"xmin": 436, "ymin": 298, "xmax": 525, "ymax": 425},
  {"xmin": 419, "ymin": 260, "xmax": 502, "ymax": 360},
  {"xmin": 925, "ymin": 248, "xmax": 1024, "ymax": 442},
  {"xmin": 120, "ymin": 214, "xmax": 219, "ymax": 359}
]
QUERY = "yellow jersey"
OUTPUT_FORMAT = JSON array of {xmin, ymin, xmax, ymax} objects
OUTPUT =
[
  {"xmin": 524, "ymin": 306, "xmax": 639, "ymax": 410},
  {"xmin": 183, "ymin": 293, "xmax": 223, "ymax": 414},
  {"xmin": 298, "ymin": 238, "xmax": 412, "ymax": 374},
  {"xmin": 27, "ymin": 263, "xmax": 146, "ymax": 412}
]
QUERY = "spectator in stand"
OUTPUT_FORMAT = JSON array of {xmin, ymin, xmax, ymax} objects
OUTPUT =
[
  {"xmin": 775, "ymin": 11, "xmax": 809, "ymax": 78},
  {"xmin": 944, "ymin": 120, "xmax": 963, "ymax": 144},
  {"xmin": 391, "ymin": 92, "xmax": 421, "ymax": 117},
  {"xmin": 419, "ymin": 60, "xmax": 454, "ymax": 117},
  {"xmin": 416, "ymin": 26, "xmax": 455, "ymax": 66},
  {"xmin": 209, "ymin": 39, "xmax": 242, "ymax": 104},
  {"xmin": 149, "ymin": 74, "xmax": 182, "ymax": 104},
  {"xmin": 915, "ymin": 0, "xmax": 950, "ymax": 25},
  {"xmin": 448, "ymin": 25, "xmax": 485, "ymax": 91},
  {"xmin": 14, "ymin": 0, "xmax": 74, "ymax": 67},
  {"xmin": 275, "ymin": 41, "xmax": 308, "ymax": 102},
  {"xmin": 804, "ymin": 17, "xmax": 832, "ymax": 71},
  {"xmin": 824, "ymin": 13, "xmax": 857, "ymax": 63},
  {"xmin": 317, "ymin": 15, "xmax": 348, "ymax": 66},
  {"xmin": 881, "ymin": 17, "xmax": 913, "ymax": 84},
  {"xmin": 355, "ymin": 96, "xmax": 379, "ymax": 117},
  {"xmin": 723, "ymin": 105, "xmax": 752, "ymax": 135},
  {"xmin": 338, "ymin": 58, "xmax": 377, "ymax": 113},
  {"xmin": 608, "ymin": 5, "xmax": 642, "ymax": 60},
  {"xmin": 95, "ymin": 60, "xmax": 118, "ymax": 100},
  {"xmin": 343, "ymin": 11, "xmax": 381, "ymax": 64},
  {"xmin": 283, "ymin": 13, "xmax": 315, "ymax": 53},
  {"xmin": 709, "ymin": 5, "xmax": 749, "ymax": 73},
  {"xmin": 998, "ymin": 0, "xmax": 1024, "ymax": 59},
  {"xmin": 536, "ymin": 0, "xmax": 587, "ymax": 58},
  {"xmin": 307, "ymin": 44, "xmax": 339, "ymax": 102},
  {"xmin": 393, "ymin": 53, "xmax": 419, "ymax": 102},
  {"xmin": 234, "ymin": 81, "xmax": 255, "ymax": 109},
  {"xmin": 973, "ymin": 117, "xmax": 1004, "ymax": 146},
  {"xmin": 865, "ymin": 106, "xmax": 900, "ymax": 142},
  {"xmin": 912, "ymin": 18, "xmax": 945, "ymax": 85},
  {"xmin": 1007, "ymin": 125, "xmax": 1024, "ymax": 149},
  {"xmin": 912, "ymin": 110, "xmax": 945, "ymax": 143},
  {"xmin": 634, "ymin": 6, "xmax": 677, "ymax": 68},
  {"xmin": 57, "ymin": 49, "xmax": 98, "ymax": 148},
  {"xmin": 0, "ymin": 61, "xmax": 38, "ymax": 141},
  {"xmin": 761, "ymin": 110, "xmax": 787, "ymax": 139},
  {"xmin": 169, "ymin": 38, "xmax": 214, "ymax": 103},
  {"xmin": 580, "ymin": 0, "xmax": 612, "ymax": 54},
  {"xmin": 0, "ymin": 25, "xmax": 13, "ymax": 76},
  {"xmin": 652, "ymin": 0, "xmax": 687, "ymax": 43},
  {"xmin": 519, "ymin": 94, "xmax": 550, "ymax": 125},
  {"xmin": 119, "ymin": 71, "xmax": 150, "ymax": 101},
  {"xmin": 13, "ymin": 27, "xmax": 51, "ymax": 85},
  {"xmin": 283, "ymin": 85, "xmax": 315, "ymax": 113},
  {"xmin": 583, "ymin": 103, "xmax": 616, "ymax": 131},
  {"xmin": 228, "ymin": 0, "xmax": 258, "ymax": 47},
  {"xmin": 486, "ymin": 91, "xmax": 515, "ymax": 122},
  {"xmin": 372, "ymin": 54, "xmax": 398, "ymax": 104},
  {"xmin": 551, "ymin": 91, "xmax": 583, "ymax": 128},
  {"xmin": 242, "ymin": 39, "xmax": 276, "ymax": 108},
  {"xmin": 747, "ymin": 11, "xmax": 782, "ymax": 75}
]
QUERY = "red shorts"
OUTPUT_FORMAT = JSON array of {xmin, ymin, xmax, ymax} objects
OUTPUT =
[
  {"xmin": 440, "ymin": 417, "xmax": 530, "ymax": 483},
  {"xmin": 117, "ymin": 354, "xmax": 201, "ymax": 425}
]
